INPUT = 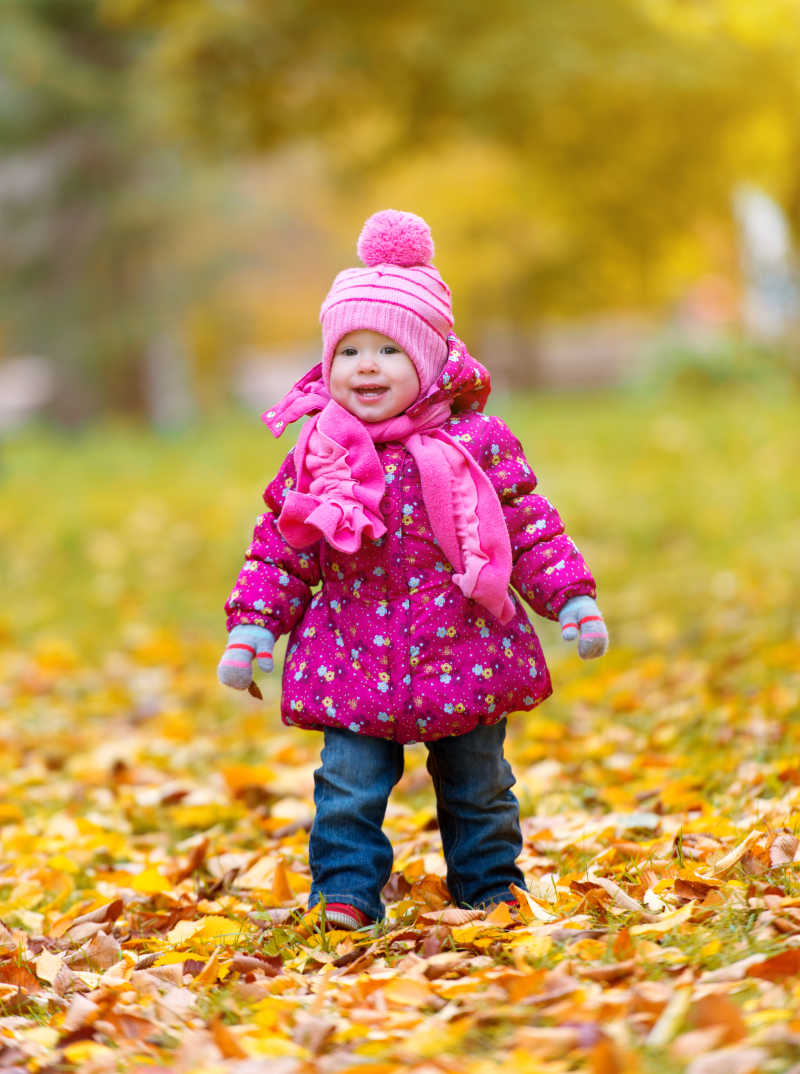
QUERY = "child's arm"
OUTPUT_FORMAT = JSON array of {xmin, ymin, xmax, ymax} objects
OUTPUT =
[
  {"xmin": 221, "ymin": 449, "xmax": 321, "ymax": 684},
  {"xmin": 480, "ymin": 416, "xmax": 606, "ymax": 648}
]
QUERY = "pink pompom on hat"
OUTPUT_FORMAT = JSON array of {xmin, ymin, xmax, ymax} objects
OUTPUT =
[{"xmin": 320, "ymin": 210, "xmax": 454, "ymax": 398}]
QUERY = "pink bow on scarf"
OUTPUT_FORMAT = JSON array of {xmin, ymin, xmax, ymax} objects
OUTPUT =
[{"xmin": 262, "ymin": 349, "xmax": 515, "ymax": 624}]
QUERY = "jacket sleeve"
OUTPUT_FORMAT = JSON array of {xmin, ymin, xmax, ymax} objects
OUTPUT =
[
  {"xmin": 478, "ymin": 415, "xmax": 596, "ymax": 620},
  {"xmin": 224, "ymin": 449, "xmax": 321, "ymax": 637}
]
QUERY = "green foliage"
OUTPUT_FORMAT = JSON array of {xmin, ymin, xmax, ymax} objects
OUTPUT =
[
  {"xmin": 2, "ymin": 378, "xmax": 798, "ymax": 660},
  {"xmin": 4, "ymin": 0, "xmax": 800, "ymax": 414}
]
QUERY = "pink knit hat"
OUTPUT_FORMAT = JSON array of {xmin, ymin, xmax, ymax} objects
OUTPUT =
[{"xmin": 320, "ymin": 210, "xmax": 454, "ymax": 397}]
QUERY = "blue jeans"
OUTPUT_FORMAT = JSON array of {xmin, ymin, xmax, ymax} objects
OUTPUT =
[{"xmin": 308, "ymin": 719, "xmax": 526, "ymax": 922}]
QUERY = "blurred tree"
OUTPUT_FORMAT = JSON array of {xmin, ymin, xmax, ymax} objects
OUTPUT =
[
  {"xmin": 101, "ymin": 0, "xmax": 800, "ymax": 322},
  {"xmin": 3, "ymin": 0, "xmax": 800, "ymax": 414},
  {"xmin": 0, "ymin": 0, "xmax": 243, "ymax": 420}
]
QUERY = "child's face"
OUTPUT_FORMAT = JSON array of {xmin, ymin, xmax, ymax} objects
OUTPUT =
[{"xmin": 330, "ymin": 330, "xmax": 420, "ymax": 423}]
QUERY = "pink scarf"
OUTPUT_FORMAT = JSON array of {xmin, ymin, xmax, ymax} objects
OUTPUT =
[{"xmin": 262, "ymin": 356, "xmax": 514, "ymax": 624}]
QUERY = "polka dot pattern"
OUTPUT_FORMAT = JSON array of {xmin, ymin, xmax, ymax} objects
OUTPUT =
[{"xmin": 225, "ymin": 409, "xmax": 596, "ymax": 745}]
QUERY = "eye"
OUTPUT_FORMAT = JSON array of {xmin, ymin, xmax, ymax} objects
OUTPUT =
[
  {"xmin": 381, "ymin": 345, "xmax": 399, "ymax": 354},
  {"xmin": 339, "ymin": 347, "xmax": 358, "ymax": 356}
]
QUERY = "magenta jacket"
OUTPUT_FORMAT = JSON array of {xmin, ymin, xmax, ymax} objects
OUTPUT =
[{"xmin": 225, "ymin": 350, "xmax": 596, "ymax": 744}]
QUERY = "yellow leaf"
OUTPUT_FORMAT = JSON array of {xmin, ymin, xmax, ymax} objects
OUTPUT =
[
  {"xmin": 166, "ymin": 919, "xmax": 202, "ymax": 945},
  {"xmin": 700, "ymin": 939, "xmax": 721, "ymax": 957},
  {"xmin": 710, "ymin": 831, "xmax": 762, "ymax": 875},
  {"xmin": 451, "ymin": 922, "xmax": 492, "ymax": 944},
  {"xmin": 507, "ymin": 933, "xmax": 553, "ymax": 960},
  {"xmin": 47, "ymin": 854, "xmax": 80, "ymax": 874},
  {"xmin": 62, "ymin": 1043, "xmax": 115, "ymax": 1065},
  {"xmin": 22, "ymin": 1027, "xmax": 60, "ymax": 1049},
  {"xmin": 34, "ymin": 638, "xmax": 78, "ymax": 670},
  {"xmin": 382, "ymin": 977, "xmax": 433, "ymax": 1007},
  {"xmin": 131, "ymin": 866, "xmax": 171, "ymax": 894},
  {"xmin": 194, "ymin": 946, "xmax": 230, "ymax": 987},
  {"xmin": 154, "ymin": 951, "xmax": 191, "ymax": 965},
  {"xmin": 630, "ymin": 901, "xmax": 696, "ymax": 936},
  {"xmin": 194, "ymin": 915, "xmax": 252, "ymax": 942}
]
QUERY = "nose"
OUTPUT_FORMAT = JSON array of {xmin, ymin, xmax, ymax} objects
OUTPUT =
[{"xmin": 356, "ymin": 348, "xmax": 379, "ymax": 372}]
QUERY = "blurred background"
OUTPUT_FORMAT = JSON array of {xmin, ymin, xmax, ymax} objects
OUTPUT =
[{"xmin": 1, "ymin": 0, "xmax": 799, "ymax": 663}]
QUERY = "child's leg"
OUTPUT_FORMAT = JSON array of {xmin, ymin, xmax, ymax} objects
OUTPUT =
[
  {"xmin": 308, "ymin": 727, "xmax": 404, "ymax": 922},
  {"xmin": 425, "ymin": 718, "xmax": 526, "ymax": 909}
]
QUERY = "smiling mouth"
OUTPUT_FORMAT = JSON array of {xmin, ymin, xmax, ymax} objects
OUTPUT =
[{"xmin": 354, "ymin": 386, "xmax": 389, "ymax": 398}]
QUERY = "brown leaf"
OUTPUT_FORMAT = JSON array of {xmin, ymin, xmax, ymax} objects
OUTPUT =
[
  {"xmin": 417, "ymin": 908, "xmax": 483, "ymax": 925},
  {"xmin": 169, "ymin": 837, "xmax": 210, "ymax": 884},
  {"xmin": 670, "ymin": 1027, "xmax": 726, "ymax": 1060},
  {"xmin": 52, "ymin": 899, "xmax": 124, "ymax": 940},
  {"xmin": 247, "ymin": 680, "xmax": 263, "ymax": 700},
  {"xmin": 632, "ymin": 980, "xmax": 673, "ymax": 1014},
  {"xmin": 689, "ymin": 993, "xmax": 747, "ymax": 1044},
  {"xmin": 382, "ymin": 871, "xmax": 412, "ymax": 901},
  {"xmin": 61, "ymin": 994, "xmax": 101, "ymax": 1035},
  {"xmin": 421, "ymin": 925, "xmax": 449, "ymax": 957},
  {"xmin": 770, "ymin": 834, "xmax": 799, "ymax": 868},
  {"xmin": 744, "ymin": 947, "xmax": 800, "ymax": 981},
  {"xmin": 64, "ymin": 922, "xmax": 106, "ymax": 943},
  {"xmin": 577, "ymin": 958, "xmax": 636, "ymax": 983},
  {"xmin": 422, "ymin": 952, "xmax": 470, "ymax": 979},
  {"xmin": 674, "ymin": 878, "xmax": 718, "ymax": 901},
  {"xmin": 583, "ymin": 873, "xmax": 644, "ymax": 914},
  {"xmin": 230, "ymin": 952, "xmax": 283, "ymax": 977},
  {"xmin": 292, "ymin": 1011, "xmax": 336, "ymax": 1054},
  {"xmin": 101, "ymin": 1012, "xmax": 155, "ymax": 1041},
  {"xmin": 0, "ymin": 922, "xmax": 17, "ymax": 954},
  {"xmin": 67, "ymin": 930, "xmax": 122, "ymax": 972},
  {"xmin": 740, "ymin": 851, "xmax": 768, "ymax": 877},
  {"xmin": 0, "ymin": 960, "xmax": 41, "ymax": 994},
  {"xmin": 685, "ymin": 1046, "xmax": 768, "ymax": 1074}
]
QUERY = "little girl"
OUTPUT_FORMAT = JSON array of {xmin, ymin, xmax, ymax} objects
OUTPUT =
[{"xmin": 218, "ymin": 210, "xmax": 608, "ymax": 930}]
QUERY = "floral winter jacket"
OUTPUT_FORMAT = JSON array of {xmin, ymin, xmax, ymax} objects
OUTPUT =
[{"xmin": 225, "ymin": 344, "xmax": 596, "ymax": 744}]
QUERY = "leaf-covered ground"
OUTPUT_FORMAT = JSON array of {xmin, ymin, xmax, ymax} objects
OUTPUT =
[{"xmin": 1, "ymin": 384, "xmax": 799, "ymax": 1073}]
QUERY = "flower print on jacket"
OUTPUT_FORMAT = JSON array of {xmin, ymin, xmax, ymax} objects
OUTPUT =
[{"xmin": 225, "ymin": 337, "xmax": 596, "ymax": 745}]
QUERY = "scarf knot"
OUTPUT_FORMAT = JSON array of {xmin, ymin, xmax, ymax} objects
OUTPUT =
[{"xmin": 263, "ymin": 340, "xmax": 514, "ymax": 623}]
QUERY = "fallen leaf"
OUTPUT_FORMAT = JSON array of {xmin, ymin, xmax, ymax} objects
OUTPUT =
[
  {"xmin": 709, "ymin": 832, "xmax": 762, "ymax": 876},
  {"xmin": 510, "ymin": 883, "xmax": 558, "ymax": 922},
  {"xmin": 630, "ymin": 901, "xmax": 696, "ymax": 936},
  {"xmin": 689, "ymin": 993, "xmax": 747, "ymax": 1044},
  {"xmin": 769, "ymin": 834, "xmax": 799, "ymax": 868},
  {"xmin": 685, "ymin": 1046, "xmax": 768, "ymax": 1074},
  {"xmin": 744, "ymin": 947, "xmax": 800, "ymax": 982}
]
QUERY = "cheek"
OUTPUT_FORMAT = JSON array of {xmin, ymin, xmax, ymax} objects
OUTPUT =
[
  {"xmin": 399, "ymin": 368, "xmax": 420, "ymax": 404},
  {"xmin": 328, "ymin": 365, "xmax": 347, "ymax": 402}
]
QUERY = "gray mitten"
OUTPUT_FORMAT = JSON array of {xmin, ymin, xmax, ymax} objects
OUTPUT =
[
  {"xmin": 558, "ymin": 596, "xmax": 609, "ymax": 660},
  {"xmin": 218, "ymin": 625, "xmax": 275, "ymax": 689}
]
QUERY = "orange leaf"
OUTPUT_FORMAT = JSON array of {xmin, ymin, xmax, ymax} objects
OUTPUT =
[
  {"xmin": 272, "ymin": 858, "xmax": 293, "ymax": 904},
  {"xmin": 689, "ymin": 994, "xmax": 747, "ymax": 1044},
  {"xmin": 212, "ymin": 1016, "xmax": 249, "ymax": 1059},
  {"xmin": 745, "ymin": 947, "xmax": 800, "ymax": 981},
  {"xmin": 485, "ymin": 900, "xmax": 515, "ymax": 926},
  {"xmin": 510, "ymin": 884, "xmax": 557, "ymax": 923}
]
